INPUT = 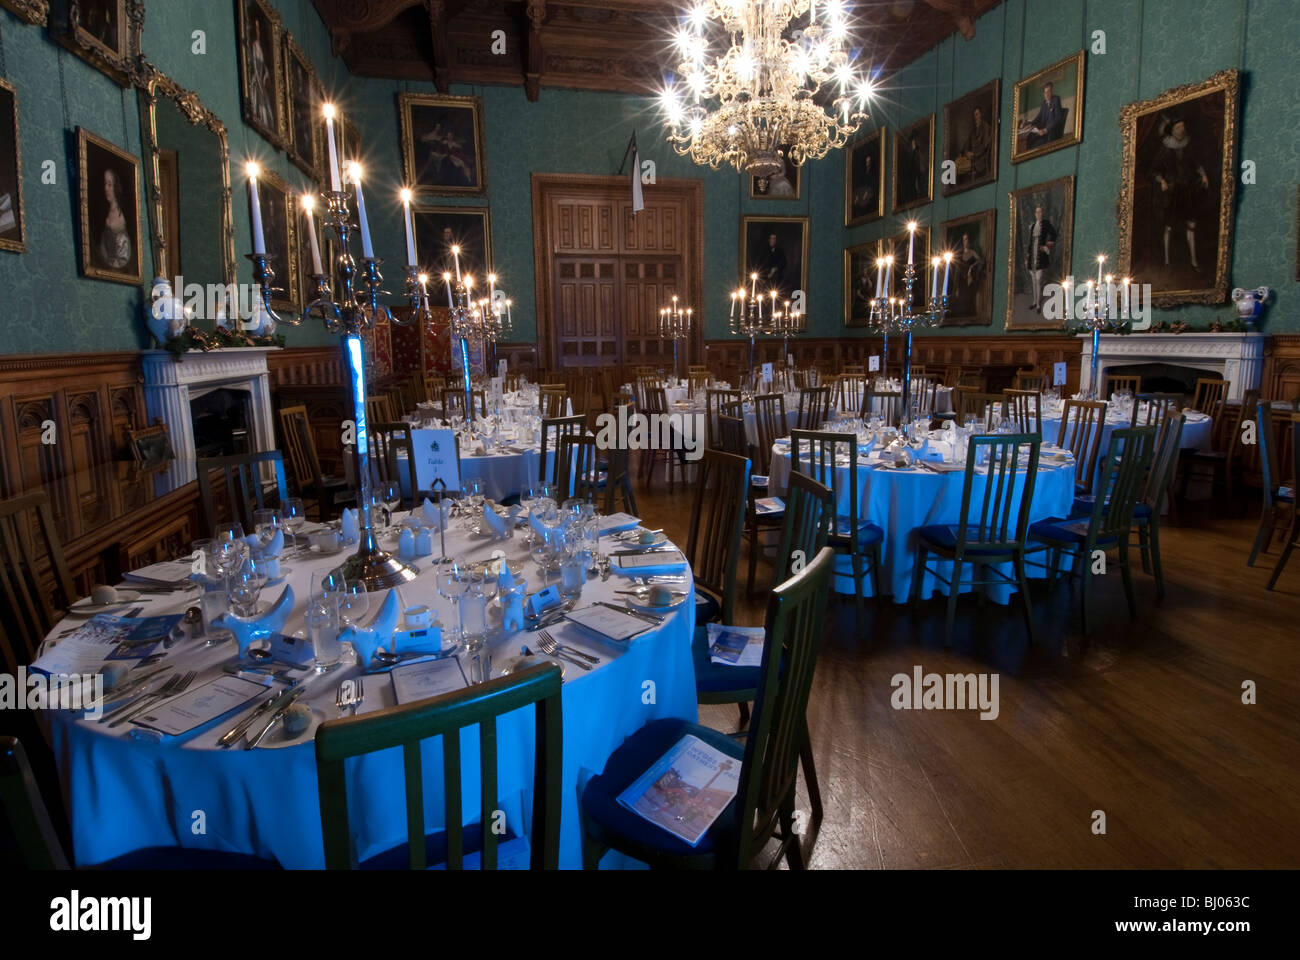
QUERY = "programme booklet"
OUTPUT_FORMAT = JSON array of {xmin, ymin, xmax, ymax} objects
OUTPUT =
[{"xmin": 616, "ymin": 734, "xmax": 741, "ymax": 847}]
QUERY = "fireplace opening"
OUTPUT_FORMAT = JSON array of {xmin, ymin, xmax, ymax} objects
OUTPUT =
[
  {"xmin": 1104, "ymin": 363, "xmax": 1220, "ymax": 400},
  {"xmin": 190, "ymin": 387, "xmax": 252, "ymax": 459}
]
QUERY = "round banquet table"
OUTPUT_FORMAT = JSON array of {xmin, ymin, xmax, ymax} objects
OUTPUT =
[
  {"xmin": 41, "ymin": 519, "xmax": 697, "ymax": 869},
  {"xmin": 1037, "ymin": 403, "xmax": 1213, "ymax": 489},
  {"xmin": 767, "ymin": 437, "xmax": 1076, "ymax": 603}
]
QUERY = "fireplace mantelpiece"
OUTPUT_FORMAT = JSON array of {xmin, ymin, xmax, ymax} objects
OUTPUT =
[
  {"xmin": 1078, "ymin": 332, "xmax": 1264, "ymax": 402},
  {"xmin": 142, "ymin": 348, "xmax": 278, "ymax": 484}
]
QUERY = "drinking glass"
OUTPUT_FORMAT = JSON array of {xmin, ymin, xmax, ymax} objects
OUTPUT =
[
  {"xmin": 227, "ymin": 553, "xmax": 268, "ymax": 617},
  {"xmin": 460, "ymin": 570, "xmax": 489, "ymax": 653},
  {"xmin": 435, "ymin": 558, "xmax": 469, "ymax": 646},
  {"xmin": 283, "ymin": 498, "xmax": 307, "ymax": 548},
  {"xmin": 198, "ymin": 587, "xmax": 230, "ymax": 646},
  {"xmin": 379, "ymin": 481, "xmax": 401, "ymax": 529},
  {"xmin": 305, "ymin": 593, "xmax": 341, "ymax": 672},
  {"xmin": 338, "ymin": 582, "xmax": 370, "ymax": 629},
  {"xmin": 212, "ymin": 526, "xmax": 248, "ymax": 583}
]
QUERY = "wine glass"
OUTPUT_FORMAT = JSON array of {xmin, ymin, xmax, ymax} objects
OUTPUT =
[
  {"xmin": 283, "ymin": 498, "xmax": 306, "ymax": 548},
  {"xmin": 435, "ymin": 558, "xmax": 468, "ymax": 646},
  {"xmin": 212, "ymin": 525, "xmax": 248, "ymax": 584},
  {"xmin": 227, "ymin": 553, "xmax": 268, "ymax": 619},
  {"xmin": 379, "ymin": 480, "xmax": 402, "ymax": 529},
  {"xmin": 338, "ymin": 582, "xmax": 370, "ymax": 630}
]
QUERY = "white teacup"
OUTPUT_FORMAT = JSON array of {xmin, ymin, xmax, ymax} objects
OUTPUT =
[
  {"xmin": 404, "ymin": 605, "xmax": 431, "ymax": 630},
  {"xmin": 309, "ymin": 530, "xmax": 341, "ymax": 552}
]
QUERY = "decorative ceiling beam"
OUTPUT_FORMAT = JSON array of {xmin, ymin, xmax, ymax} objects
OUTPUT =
[
  {"xmin": 423, "ymin": 0, "xmax": 452, "ymax": 92},
  {"xmin": 524, "ymin": 0, "xmax": 547, "ymax": 102}
]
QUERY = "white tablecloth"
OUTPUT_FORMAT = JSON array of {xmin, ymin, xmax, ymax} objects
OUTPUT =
[
  {"xmin": 768, "ymin": 440, "xmax": 1076, "ymax": 603},
  {"xmin": 395, "ymin": 446, "xmax": 553, "ymax": 503},
  {"xmin": 43, "ymin": 521, "xmax": 697, "ymax": 868}
]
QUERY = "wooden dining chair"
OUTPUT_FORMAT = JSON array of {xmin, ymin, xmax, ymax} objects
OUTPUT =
[
  {"xmin": 1263, "ymin": 411, "xmax": 1300, "ymax": 589},
  {"xmin": 197, "ymin": 450, "xmax": 289, "ymax": 534},
  {"xmin": 1056, "ymin": 399, "xmax": 1108, "ymax": 495},
  {"xmin": 717, "ymin": 408, "xmax": 748, "ymax": 463},
  {"xmin": 1103, "ymin": 373, "xmax": 1142, "ymax": 397},
  {"xmin": 705, "ymin": 388, "xmax": 742, "ymax": 451},
  {"xmin": 956, "ymin": 371, "xmax": 986, "ymax": 392},
  {"xmin": 126, "ymin": 418, "xmax": 175, "ymax": 468},
  {"xmin": 1191, "ymin": 377, "xmax": 1230, "ymax": 426},
  {"xmin": 912, "ymin": 378, "xmax": 941, "ymax": 420},
  {"xmin": 960, "ymin": 392, "xmax": 1009, "ymax": 428},
  {"xmin": 0, "ymin": 491, "xmax": 75, "ymax": 676},
  {"xmin": 744, "ymin": 393, "xmax": 789, "ymax": 592},
  {"xmin": 278, "ymin": 405, "xmax": 354, "ymax": 522},
  {"xmin": 842, "ymin": 364, "xmax": 865, "ymax": 376},
  {"xmin": 943, "ymin": 365, "xmax": 963, "ymax": 388},
  {"xmin": 684, "ymin": 448, "xmax": 751, "ymax": 634},
  {"xmin": 1003, "ymin": 389, "xmax": 1043, "ymax": 434},
  {"xmin": 316, "ymin": 662, "xmax": 563, "ymax": 869},
  {"xmin": 600, "ymin": 409, "xmax": 639, "ymax": 517},
  {"xmin": 637, "ymin": 386, "xmax": 682, "ymax": 489},
  {"xmin": 795, "ymin": 386, "xmax": 833, "ymax": 431},
  {"xmin": 863, "ymin": 385, "xmax": 903, "ymax": 425},
  {"xmin": 365, "ymin": 394, "xmax": 396, "ymax": 427},
  {"xmin": 1132, "ymin": 392, "xmax": 1181, "ymax": 433},
  {"xmin": 1249, "ymin": 404, "xmax": 1297, "ymax": 568},
  {"xmin": 1133, "ymin": 412, "xmax": 1185, "ymax": 602},
  {"xmin": 556, "ymin": 433, "xmax": 603, "ymax": 503},
  {"xmin": 371, "ymin": 422, "xmax": 419, "ymax": 507},
  {"xmin": 688, "ymin": 371, "xmax": 711, "ymax": 400},
  {"xmin": 791, "ymin": 429, "xmax": 884, "ymax": 633},
  {"xmin": 539, "ymin": 386, "xmax": 567, "ymax": 419},
  {"xmin": 834, "ymin": 375, "xmax": 866, "ymax": 415},
  {"xmin": 538, "ymin": 414, "xmax": 585, "ymax": 485},
  {"xmin": 1015, "ymin": 371, "xmax": 1048, "ymax": 392},
  {"xmin": 914, "ymin": 433, "xmax": 1042, "ymax": 645},
  {"xmin": 581, "ymin": 546, "xmax": 834, "ymax": 870},
  {"xmin": 1180, "ymin": 388, "xmax": 1257, "ymax": 512},
  {"xmin": 1028, "ymin": 426, "xmax": 1157, "ymax": 635},
  {"xmin": 441, "ymin": 387, "xmax": 488, "ymax": 422}
]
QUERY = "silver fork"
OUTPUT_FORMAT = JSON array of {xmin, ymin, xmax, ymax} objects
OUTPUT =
[
  {"xmin": 537, "ymin": 629, "xmax": 600, "ymax": 665},
  {"xmin": 335, "ymin": 677, "xmax": 364, "ymax": 717},
  {"xmin": 534, "ymin": 632, "xmax": 593, "ymax": 670},
  {"xmin": 107, "ymin": 670, "xmax": 197, "ymax": 728}
]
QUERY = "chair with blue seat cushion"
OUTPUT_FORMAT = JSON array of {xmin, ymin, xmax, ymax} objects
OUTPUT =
[
  {"xmin": 1249, "ymin": 402, "xmax": 1296, "ymax": 568},
  {"xmin": 1055, "ymin": 398, "xmax": 1107, "ymax": 496},
  {"xmin": 1028, "ymin": 425, "xmax": 1156, "ymax": 635},
  {"xmin": 911, "ymin": 433, "xmax": 1042, "ymax": 646},
  {"xmin": 1133, "ymin": 412, "xmax": 1184, "ymax": 601},
  {"xmin": 742, "ymin": 393, "xmax": 789, "ymax": 594},
  {"xmin": 790, "ymin": 429, "xmax": 883, "ymax": 635},
  {"xmin": 580, "ymin": 547, "xmax": 835, "ymax": 870},
  {"xmin": 1264, "ymin": 411, "xmax": 1300, "ymax": 590},
  {"xmin": 315, "ymin": 662, "xmax": 563, "ymax": 869}
]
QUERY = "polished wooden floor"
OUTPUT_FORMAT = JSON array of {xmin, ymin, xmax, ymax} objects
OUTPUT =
[{"xmin": 633, "ymin": 467, "xmax": 1300, "ymax": 869}]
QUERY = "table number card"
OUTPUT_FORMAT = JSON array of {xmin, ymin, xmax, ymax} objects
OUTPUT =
[
  {"xmin": 762, "ymin": 362, "xmax": 773, "ymax": 383},
  {"xmin": 410, "ymin": 428, "xmax": 461, "ymax": 493},
  {"xmin": 498, "ymin": 359, "xmax": 507, "ymax": 379},
  {"xmin": 869, "ymin": 355, "xmax": 881, "ymax": 372}
]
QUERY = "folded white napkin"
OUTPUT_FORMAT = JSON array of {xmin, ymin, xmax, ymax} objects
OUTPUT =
[
  {"xmin": 482, "ymin": 503, "xmax": 508, "ymax": 538},
  {"xmin": 420, "ymin": 497, "xmax": 447, "ymax": 529},
  {"xmin": 340, "ymin": 588, "xmax": 399, "ymax": 667},
  {"xmin": 259, "ymin": 529, "xmax": 284, "ymax": 558},
  {"xmin": 212, "ymin": 584, "xmax": 295, "ymax": 657},
  {"xmin": 341, "ymin": 508, "xmax": 359, "ymax": 543}
]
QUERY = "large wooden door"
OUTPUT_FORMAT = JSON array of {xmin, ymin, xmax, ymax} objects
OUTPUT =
[{"xmin": 532, "ymin": 174, "xmax": 703, "ymax": 374}]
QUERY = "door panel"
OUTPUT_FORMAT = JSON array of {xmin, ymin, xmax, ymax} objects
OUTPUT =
[{"xmin": 555, "ymin": 257, "xmax": 618, "ymax": 367}]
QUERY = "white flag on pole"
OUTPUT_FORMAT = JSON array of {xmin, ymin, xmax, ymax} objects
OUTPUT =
[{"xmin": 631, "ymin": 135, "xmax": 644, "ymax": 214}]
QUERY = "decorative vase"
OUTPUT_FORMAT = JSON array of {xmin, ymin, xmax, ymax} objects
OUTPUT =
[{"xmin": 144, "ymin": 277, "xmax": 193, "ymax": 344}]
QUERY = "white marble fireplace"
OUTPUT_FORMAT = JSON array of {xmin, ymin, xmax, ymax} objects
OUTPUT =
[
  {"xmin": 1079, "ymin": 332, "xmax": 1264, "ymax": 401},
  {"xmin": 142, "ymin": 347, "xmax": 278, "ymax": 483}
]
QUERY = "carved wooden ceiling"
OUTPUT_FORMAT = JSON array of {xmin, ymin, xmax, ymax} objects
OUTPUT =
[{"xmin": 312, "ymin": 0, "xmax": 1005, "ymax": 101}]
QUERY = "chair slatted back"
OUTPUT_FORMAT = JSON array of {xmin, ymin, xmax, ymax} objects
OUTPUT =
[
  {"xmin": 442, "ymin": 387, "xmax": 488, "ymax": 422},
  {"xmin": 1144, "ymin": 412, "xmax": 1186, "ymax": 514},
  {"xmin": 539, "ymin": 414, "xmax": 586, "ymax": 484},
  {"xmin": 1224, "ymin": 390, "xmax": 1260, "ymax": 471},
  {"xmin": 1056, "ymin": 399, "xmax": 1108, "ymax": 494},
  {"xmin": 556, "ymin": 433, "xmax": 601, "ymax": 503},
  {"xmin": 1103, "ymin": 373, "xmax": 1142, "ymax": 397},
  {"xmin": 1191, "ymin": 378, "xmax": 1230, "ymax": 447},
  {"xmin": 1131, "ymin": 392, "xmax": 1181, "ymax": 435},
  {"xmin": 717, "ymin": 411, "xmax": 748, "ymax": 460},
  {"xmin": 684, "ymin": 449, "xmax": 750, "ymax": 625},
  {"xmin": 366, "ymin": 394, "xmax": 396, "ymax": 427},
  {"xmin": 1016, "ymin": 372, "xmax": 1047, "ymax": 392},
  {"xmin": 1086, "ymin": 426, "xmax": 1158, "ymax": 542},
  {"xmin": 278, "ymin": 404, "xmax": 329, "ymax": 501},
  {"xmin": 601, "ymin": 406, "xmax": 638, "ymax": 516},
  {"xmin": 0, "ymin": 492, "xmax": 74, "ymax": 674},
  {"xmin": 953, "ymin": 434, "xmax": 1042, "ymax": 553},
  {"xmin": 790, "ymin": 429, "xmax": 860, "ymax": 549},
  {"xmin": 772, "ymin": 471, "xmax": 831, "ymax": 589},
  {"xmin": 688, "ymin": 372, "xmax": 710, "ymax": 400},
  {"xmin": 960, "ymin": 392, "xmax": 1008, "ymax": 428},
  {"xmin": 0, "ymin": 736, "xmax": 71, "ymax": 869},
  {"xmin": 734, "ymin": 547, "xmax": 834, "ymax": 867},
  {"xmin": 834, "ymin": 375, "xmax": 866, "ymax": 414},
  {"xmin": 796, "ymin": 386, "xmax": 832, "ymax": 431},
  {"xmin": 705, "ymin": 388, "xmax": 742, "ymax": 451},
  {"xmin": 561, "ymin": 371, "xmax": 591, "ymax": 416},
  {"xmin": 956, "ymin": 371, "xmax": 986, "ymax": 392},
  {"xmin": 842, "ymin": 364, "xmax": 864, "ymax": 376},
  {"xmin": 1258, "ymin": 405, "xmax": 1297, "ymax": 508},
  {"xmin": 865, "ymin": 386, "xmax": 902, "ymax": 425},
  {"xmin": 1003, "ymin": 389, "xmax": 1042, "ymax": 434},
  {"xmin": 316, "ymin": 662, "xmax": 563, "ymax": 869},
  {"xmin": 912, "ymin": 378, "xmax": 940, "ymax": 418},
  {"xmin": 634, "ymin": 374, "xmax": 661, "ymax": 410},
  {"xmin": 197, "ymin": 451, "xmax": 288, "ymax": 533},
  {"xmin": 372, "ymin": 422, "xmax": 419, "ymax": 506},
  {"xmin": 752, "ymin": 393, "xmax": 787, "ymax": 473},
  {"xmin": 505, "ymin": 373, "xmax": 524, "ymax": 393}
]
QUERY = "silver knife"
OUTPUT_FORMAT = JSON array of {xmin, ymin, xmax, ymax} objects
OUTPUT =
[
  {"xmin": 593, "ymin": 601, "xmax": 664, "ymax": 625},
  {"xmin": 245, "ymin": 687, "xmax": 307, "ymax": 749},
  {"xmin": 217, "ymin": 686, "xmax": 293, "ymax": 748}
]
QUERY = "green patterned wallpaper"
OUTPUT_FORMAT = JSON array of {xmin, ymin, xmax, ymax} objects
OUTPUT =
[{"xmin": 0, "ymin": 0, "xmax": 1296, "ymax": 356}]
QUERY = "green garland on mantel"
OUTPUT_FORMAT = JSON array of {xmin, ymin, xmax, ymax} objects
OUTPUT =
[
  {"xmin": 162, "ymin": 325, "xmax": 286, "ymax": 360},
  {"xmin": 1070, "ymin": 317, "xmax": 1250, "ymax": 336}
]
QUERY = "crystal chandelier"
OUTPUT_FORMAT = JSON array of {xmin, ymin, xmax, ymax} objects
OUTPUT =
[{"xmin": 660, "ymin": 0, "xmax": 874, "ymax": 177}]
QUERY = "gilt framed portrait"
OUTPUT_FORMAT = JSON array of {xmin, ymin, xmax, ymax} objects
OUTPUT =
[
  {"xmin": 1117, "ymin": 69, "xmax": 1240, "ymax": 306},
  {"xmin": 55, "ymin": 0, "xmax": 142, "ymax": 86},
  {"xmin": 413, "ymin": 207, "xmax": 493, "ymax": 287},
  {"xmin": 883, "ymin": 225, "xmax": 930, "ymax": 301},
  {"xmin": 749, "ymin": 150, "xmax": 800, "ymax": 200},
  {"xmin": 283, "ymin": 35, "xmax": 323, "ymax": 180},
  {"xmin": 236, "ymin": 0, "xmax": 285, "ymax": 149},
  {"xmin": 400, "ymin": 93, "xmax": 486, "ymax": 197},
  {"xmin": 1006, "ymin": 175, "xmax": 1074, "ymax": 330},
  {"xmin": 77, "ymin": 127, "xmax": 143, "ymax": 285},
  {"xmin": 249, "ymin": 166, "xmax": 299, "ymax": 311},
  {"xmin": 0, "ymin": 79, "xmax": 25, "ymax": 254},
  {"xmin": 844, "ymin": 240, "xmax": 881, "ymax": 327},
  {"xmin": 0, "ymin": 1, "xmax": 49, "ymax": 27},
  {"xmin": 939, "ymin": 209, "xmax": 995, "ymax": 326},
  {"xmin": 942, "ymin": 79, "xmax": 999, "ymax": 196},
  {"xmin": 892, "ymin": 114, "xmax": 934, "ymax": 213},
  {"xmin": 845, "ymin": 127, "xmax": 885, "ymax": 226},
  {"xmin": 741, "ymin": 216, "xmax": 809, "ymax": 306},
  {"xmin": 1012, "ymin": 51, "xmax": 1085, "ymax": 163}
]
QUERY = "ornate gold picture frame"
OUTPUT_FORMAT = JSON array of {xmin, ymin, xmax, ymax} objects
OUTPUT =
[
  {"xmin": 844, "ymin": 240, "xmax": 881, "ymax": 327},
  {"xmin": 399, "ymin": 93, "xmax": 487, "ymax": 197},
  {"xmin": 248, "ymin": 165, "xmax": 299, "ymax": 311},
  {"xmin": 891, "ymin": 114, "xmax": 934, "ymax": 213},
  {"xmin": 1011, "ymin": 51, "xmax": 1085, "ymax": 164},
  {"xmin": 0, "ymin": 78, "xmax": 25, "ymax": 254},
  {"xmin": 939, "ymin": 208, "xmax": 996, "ymax": 326},
  {"xmin": 1006, "ymin": 175, "xmax": 1074, "ymax": 331},
  {"xmin": 55, "ymin": 0, "xmax": 144, "ymax": 87},
  {"xmin": 0, "ymin": 0, "xmax": 49, "ymax": 26},
  {"xmin": 845, "ymin": 127, "xmax": 885, "ymax": 226},
  {"xmin": 236, "ymin": 0, "xmax": 286, "ymax": 150},
  {"xmin": 77, "ymin": 126, "xmax": 144, "ymax": 285},
  {"xmin": 1117, "ymin": 69, "xmax": 1240, "ymax": 306},
  {"xmin": 942, "ymin": 79, "xmax": 999, "ymax": 197},
  {"xmin": 283, "ymin": 34, "xmax": 324, "ymax": 181}
]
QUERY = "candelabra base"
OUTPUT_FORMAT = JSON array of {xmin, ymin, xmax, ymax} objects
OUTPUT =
[{"xmin": 332, "ymin": 545, "xmax": 419, "ymax": 590}]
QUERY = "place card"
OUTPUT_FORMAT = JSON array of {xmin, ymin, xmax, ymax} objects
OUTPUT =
[
  {"xmin": 565, "ymin": 605, "xmax": 651, "ymax": 643},
  {"xmin": 614, "ymin": 549, "xmax": 685, "ymax": 570},
  {"xmin": 122, "ymin": 560, "xmax": 195, "ymax": 587},
  {"xmin": 599, "ymin": 512, "xmax": 641, "ymax": 535},
  {"xmin": 130, "ymin": 675, "xmax": 273, "ymax": 737},
  {"xmin": 390, "ymin": 657, "xmax": 468, "ymax": 705}
]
